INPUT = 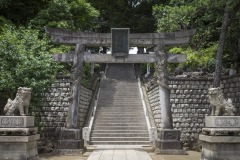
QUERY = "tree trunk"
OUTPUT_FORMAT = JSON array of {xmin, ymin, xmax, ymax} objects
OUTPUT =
[{"xmin": 213, "ymin": 5, "xmax": 229, "ymax": 88}]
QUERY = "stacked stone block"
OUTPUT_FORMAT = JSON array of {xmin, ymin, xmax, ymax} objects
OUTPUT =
[
  {"xmin": 169, "ymin": 79, "xmax": 212, "ymax": 139},
  {"xmin": 147, "ymin": 85, "xmax": 162, "ymax": 128},
  {"xmin": 146, "ymin": 74, "xmax": 240, "ymax": 144},
  {"xmin": 37, "ymin": 76, "xmax": 93, "ymax": 140},
  {"xmin": 78, "ymin": 86, "xmax": 93, "ymax": 127},
  {"xmin": 222, "ymin": 76, "xmax": 240, "ymax": 114}
]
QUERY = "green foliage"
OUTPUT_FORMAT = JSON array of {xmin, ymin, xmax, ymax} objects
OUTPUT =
[
  {"xmin": 0, "ymin": 24, "xmax": 61, "ymax": 97},
  {"xmin": 88, "ymin": 0, "xmax": 161, "ymax": 33},
  {"xmin": 30, "ymin": 0, "xmax": 99, "ymax": 30},
  {"xmin": 153, "ymin": 4, "xmax": 196, "ymax": 32},
  {"xmin": 153, "ymin": 0, "xmax": 240, "ymax": 72},
  {"xmin": 169, "ymin": 43, "xmax": 217, "ymax": 72},
  {"xmin": 0, "ymin": 0, "xmax": 48, "ymax": 25}
]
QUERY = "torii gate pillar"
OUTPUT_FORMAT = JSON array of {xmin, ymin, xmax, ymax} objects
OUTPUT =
[
  {"xmin": 57, "ymin": 44, "xmax": 85, "ymax": 153},
  {"xmin": 154, "ymin": 45, "xmax": 186, "ymax": 155}
]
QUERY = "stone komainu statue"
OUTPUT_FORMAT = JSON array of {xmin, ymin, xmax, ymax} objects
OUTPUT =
[
  {"xmin": 4, "ymin": 87, "xmax": 32, "ymax": 116},
  {"xmin": 208, "ymin": 87, "xmax": 236, "ymax": 116}
]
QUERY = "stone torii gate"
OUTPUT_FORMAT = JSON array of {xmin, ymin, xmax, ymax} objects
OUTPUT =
[{"xmin": 45, "ymin": 27, "xmax": 195, "ymax": 152}]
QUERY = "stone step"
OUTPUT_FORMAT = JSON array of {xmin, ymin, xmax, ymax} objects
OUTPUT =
[
  {"xmin": 93, "ymin": 123, "xmax": 146, "ymax": 127},
  {"xmin": 95, "ymin": 120, "xmax": 146, "ymax": 123},
  {"xmin": 96, "ymin": 107, "xmax": 143, "ymax": 109},
  {"xmin": 98, "ymin": 96, "xmax": 140, "ymax": 98},
  {"xmin": 95, "ymin": 112, "xmax": 144, "ymax": 115},
  {"xmin": 99, "ymin": 94, "xmax": 139, "ymax": 96},
  {"xmin": 95, "ymin": 113, "xmax": 144, "ymax": 116},
  {"xmin": 99, "ymin": 90, "xmax": 140, "ymax": 92},
  {"xmin": 97, "ymin": 103, "xmax": 143, "ymax": 106},
  {"xmin": 97, "ymin": 107, "xmax": 143, "ymax": 109},
  {"xmin": 90, "ymin": 137, "xmax": 149, "ymax": 141},
  {"xmin": 94, "ymin": 116, "xmax": 145, "ymax": 120},
  {"xmin": 94, "ymin": 116, "xmax": 144, "ymax": 120},
  {"xmin": 100, "ymin": 89, "xmax": 139, "ymax": 91},
  {"xmin": 97, "ymin": 105, "xmax": 142, "ymax": 107},
  {"xmin": 97, "ymin": 103, "xmax": 142, "ymax": 106},
  {"xmin": 98, "ymin": 100, "xmax": 142, "ymax": 103},
  {"xmin": 94, "ymin": 117, "xmax": 145, "ymax": 120},
  {"xmin": 96, "ymin": 106, "xmax": 142, "ymax": 108},
  {"xmin": 96, "ymin": 107, "xmax": 143, "ymax": 110},
  {"xmin": 89, "ymin": 141, "xmax": 150, "ymax": 145},
  {"xmin": 92, "ymin": 126, "xmax": 148, "ymax": 130},
  {"xmin": 90, "ymin": 64, "xmax": 149, "ymax": 145},
  {"xmin": 95, "ymin": 112, "xmax": 144, "ymax": 116},
  {"xmin": 98, "ymin": 97, "xmax": 141, "ymax": 99},
  {"xmin": 98, "ymin": 99, "xmax": 141, "ymax": 102},
  {"xmin": 100, "ymin": 91, "xmax": 139, "ymax": 93},
  {"xmin": 91, "ymin": 133, "xmax": 149, "ymax": 137},
  {"xmin": 100, "ymin": 85, "xmax": 139, "ymax": 88},
  {"xmin": 91, "ymin": 130, "xmax": 148, "ymax": 134},
  {"xmin": 100, "ymin": 85, "xmax": 138, "ymax": 88},
  {"xmin": 96, "ymin": 109, "xmax": 143, "ymax": 112}
]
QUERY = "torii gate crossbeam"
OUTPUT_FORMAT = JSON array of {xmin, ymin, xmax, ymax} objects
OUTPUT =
[{"xmin": 45, "ymin": 27, "xmax": 195, "ymax": 47}]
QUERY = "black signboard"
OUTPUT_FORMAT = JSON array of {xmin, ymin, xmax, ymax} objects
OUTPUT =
[{"xmin": 111, "ymin": 28, "xmax": 129, "ymax": 57}]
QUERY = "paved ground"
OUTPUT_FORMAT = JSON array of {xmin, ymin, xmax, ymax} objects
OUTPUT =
[
  {"xmin": 150, "ymin": 151, "xmax": 200, "ymax": 160},
  {"xmin": 39, "ymin": 145, "xmax": 201, "ymax": 160},
  {"xmin": 40, "ymin": 151, "xmax": 200, "ymax": 160}
]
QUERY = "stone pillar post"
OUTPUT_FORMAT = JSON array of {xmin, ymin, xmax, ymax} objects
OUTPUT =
[
  {"xmin": 154, "ymin": 45, "xmax": 185, "ymax": 155},
  {"xmin": 57, "ymin": 44, "xmax": 84, "ymax": 154},
  {"xmin": 90, "ymin": 63, "xmax": 94, "ymax": 76},
  {"xmin": 147, "ymin": 63, "xmax": 150, "ymax": 75},
  {"xmin": 145, "ymin": 63, "xmax": 150, "ymax": 77},
  {"xmin": 137, "ymin": 47, "xmax": 144, "ymax": 54}
]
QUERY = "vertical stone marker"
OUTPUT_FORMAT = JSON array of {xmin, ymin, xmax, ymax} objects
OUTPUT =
[
  {"xmin": 111, "ymin": 28, "xmax": 129, "ymax": 57},
  {"xmin": 0, "ymin": 87, "xmax": 39, "ymax": 160}
]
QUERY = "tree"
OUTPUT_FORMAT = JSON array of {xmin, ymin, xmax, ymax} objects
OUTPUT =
[
  {"xmin": 153, "ymin": 0, "xmax": 240, "ymax": 76},
  {"xmin": 30, "ymin": 0, "xmax": 99, "ymax": 31},
  {"xmin": 88, "ymin": 0, "xmax": 165, "ymax": 33},
  {"xmin": 213, "ymin": 1, "xmax": 240, "ymax": 87},
  {"xmin": 0, "ymin": 24, "xmax": 61, "ymax": 112},
  {"xmin": 0, "ymin": 0, "xmax": 48, "ymax": 25}
]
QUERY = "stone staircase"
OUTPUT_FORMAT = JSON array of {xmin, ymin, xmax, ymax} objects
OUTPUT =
[{"xmin": 89, "ymin": 64, "xmax": 150, "ymax": 145}]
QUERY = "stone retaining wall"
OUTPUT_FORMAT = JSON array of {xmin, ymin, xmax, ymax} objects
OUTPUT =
[
  {"xmin": 146, "ymin": 74, "xmax": 240, "ymax": 143},
  {"xmin": 222, "ymin": 76, "xmax": 240, "ymax": 113},
  {"xmin": 36, "ymin": 74, "xmax": 240, "ymax": 147},
  {"xmin": 36, "ymin": 76, "xmax": 93, "ymax": 140}
]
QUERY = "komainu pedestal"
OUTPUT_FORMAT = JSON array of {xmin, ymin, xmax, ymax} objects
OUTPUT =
[
  {"xmin": 200, "ymin": 116, "xmax": 240, "ymax": 160},
  {"xmin": 156, "ymin": 129, "xmax": 186, "ymax": 155},
  {"xmin": 0, "ymin": 116, "xmax": 39, "ymax": 160}
]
